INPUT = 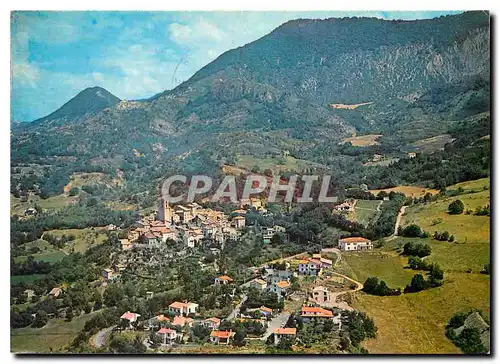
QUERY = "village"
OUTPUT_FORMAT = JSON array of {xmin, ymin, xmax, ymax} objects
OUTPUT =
[{"xmin": 85, "ymin": 194, "xmax": 375, "ymax": 351}]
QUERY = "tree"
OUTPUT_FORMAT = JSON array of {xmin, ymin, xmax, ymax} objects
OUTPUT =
[
  {"xmin": 362, "ymin": 277, "xmax": 379, "ymax": 294},
  {"xmin": 429, "ymin": 263, "xmax": 444, "ymax": 280},
  {"xmin": 406, "ymin": 274, "xmax": 426, "ymax": 293},
  {"xmin": 448, "ymin": 199, "xmax": 465, "ymax": 215},
  {"xmin": 32, "ymin": 310, "xmax": 48, "ymax": 328},
  {"xmin": 401, "ymin": 224, "xmax": 423, "ymax": 237},
  {"xmin": 233, "ymin": 328, "xmax": 246, "ymax": 347},
  {"xmin": 69, "ymin": 187, "xmax": 79, "ymax": 196},
  {"xmin": 454, "ymin": 328, "xmax": 486, "ymax": 354}
]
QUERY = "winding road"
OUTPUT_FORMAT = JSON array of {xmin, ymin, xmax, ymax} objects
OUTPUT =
[
  {"xmin": 91, "ymin": 325, "xmax": 116, "ymax": 348},
  {"xmin": 386, "ymin": 205, "xmax": 407, "ymax": 241}
]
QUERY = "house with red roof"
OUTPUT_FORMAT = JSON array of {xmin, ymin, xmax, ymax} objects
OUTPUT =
[
  {"xmin": 300, "ymin": 306, "xmax": 334, "ymax": 323},
  {"xmin": 338, "ymin": 237, "xmax": 373, "ymax": 251},
  {"xmin": 120, "ymin": 311, "xmax": 141, "ymax": 328},
  {"xmin": 274, "ymin": 327, "xmax": 297, "ymax": 345},
  {"xmin": 172, "ymin": 315, "xmax": 194, "ymax": 328},
  {"xmin": 157, "ymin": 327, "xmax": 180, "ymax": 345},
  {"xmin": 202, "ymin": 317, "xmax": 221, "ymax": 330},
  {"xmin": 168, "ymin": 301, "xmax": 199, "ymax": 316},
  {"xmin": 214, "ymin": 275, "xmax": 233, "ymax": 285},
  {"xmin": 210, "ymin": 330, "xmax": 235, "ymax": 345}
]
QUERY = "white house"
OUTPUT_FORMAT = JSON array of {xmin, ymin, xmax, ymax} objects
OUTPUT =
[
  {"xmin": 168, "ymin": 301, "xmax": 199, "ymax": 316},
  {"xmin": 214, "ymin": 275, "xmax": 233, "ymax": 285},
  {"xmin": 157, "ymin": 327, "xmax": 179, "ymax": 345},
  {"xmin": 338, "ymin": 237, "xmax": 373, "ymax": 251},
  {"xmin": 202, "ymin": 317, "xmax": 221, "ymax": 330},
  {"xmin": 249, "ymin": 278, "xmax": 267, "ymax": 291},
  {"xmin": 210, "ymin": 330, "xmax": 235, "ymax": 345},
  {"xmin": 120, "ymin": 311, "xmax": 141, "ymax": 328},
  {"xmin": 274, "ymin": 327, "xmax": 297, "ymax": 345}
]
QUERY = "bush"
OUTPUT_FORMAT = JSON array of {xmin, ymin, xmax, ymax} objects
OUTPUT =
[
  {"xmin": 448, "ymin": 200, "xmax": 465, "ymax": 214},
  {"xmin": 402, "ymin": 242, "xmax": 431, "ymax": 257},
  {"xmin": 68, "ymin": 187, "xmax": 79, "ymax": 196},
  {"xmin": 362, "ymin": 277, "xmax": 401, "ymax": 296},
  {"xmin": 400, "ymin": 224, "xmax": 423, "ymax": 237}
]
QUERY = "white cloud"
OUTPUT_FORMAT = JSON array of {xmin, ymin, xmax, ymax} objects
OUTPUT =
[{"xmin": 11, "ymin": 62, "xmax": 41, "ymax": 87}]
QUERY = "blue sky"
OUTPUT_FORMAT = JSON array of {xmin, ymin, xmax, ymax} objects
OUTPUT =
[{"xmin": 11, "ymin": 11, "xmax": 461, "ymax": 121}]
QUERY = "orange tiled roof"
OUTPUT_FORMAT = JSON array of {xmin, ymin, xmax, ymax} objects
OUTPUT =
[
  {"xmin": 217, "ymin": 275, "xmax": 233, "ymax": 281},
  {"xmin": 301, "ymin": 306, "xmax": 333, "ymax": 317},
  {"xmin": 276, "ymin": 280, "xmax": 290, "ymax": 289},
  {"xmin": 158, "ymin": 327, "xmax": 175, "ymax": 334},
  {"xmin": 205, "ymin": 317, "xmax": 221, "ymax": 324},
  {"xmin": 169, "ymin": 301, "xmax": 187, "ymax": 309},
  {"xmin": 274, "ymin": 327, "xmax": 297, "ymax": 335},
  {"xmin": 298, "ymin": 259, "xmax": 309, "ymax": 264},
  {"xmin": 340, "ymin": 237, "xmax": 371, "ymax": 243},
  {"xmin": 259, "ymin": 306, "xmax": 273, "ymax": 313},
  {"xmin": 210, "ymin": 330, "xmax": 235, "ymax": 339}
]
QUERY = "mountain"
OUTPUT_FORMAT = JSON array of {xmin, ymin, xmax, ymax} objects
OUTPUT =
[
  {"xmin": 31, "ymin": 86, "xmax": 121, "ymax": 126},
  {"xmin": 11, "ymin": 11, "xmax": 490, "ymax": 198}
]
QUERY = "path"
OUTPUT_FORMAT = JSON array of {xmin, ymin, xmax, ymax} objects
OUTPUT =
[
  {"xmin": 248, "ymin": 251, "xmax": 307, "ymax": 271},
  {"xmin": 319, "ymin": 271, "xmax": 363, "ymax": 311},
  {"xmin": 91, "ymin": 325, "xmax": 116, "ymax": 348},
  {"xmin": 225, "ymin": 294, "xmax": 247, "ymax": 321},
  {"xmin": 386, "ymin": 205, "xmax": 407, "ymax": 241}
]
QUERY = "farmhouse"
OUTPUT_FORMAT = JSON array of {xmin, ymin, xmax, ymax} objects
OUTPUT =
[
  {"xmin": 102, "ymin": 268, "xmax": 115, "ymax": 280},
  {"xmin": 49, "ymin": 287, "xmax": 62, "ymax": 297},
  {"xmin": 172, "ymin": 315, "xmax": 194, "ymax": 327},
  {"xmin": 338, "ymin": 237, "xmax": 373, "ymax": 251},
  {"xmin": 120, "ymin": 311, "xmax": 141, "ymax": 328}
]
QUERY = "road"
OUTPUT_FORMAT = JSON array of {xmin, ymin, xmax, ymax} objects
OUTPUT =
[
  {"xmin": 386, "ymin": 205, "xmax": 407, "ymax": 241},
  {"xmin": 91, "ymin": 325, "xmax": 116, "ymax": 348},
  {"xmin": 262, "ymin": 311, "xmax": 291, "ymax": 340},
  {"xmin": 226, "ymin": 294, "xmax": 247, "ymax": 321}
]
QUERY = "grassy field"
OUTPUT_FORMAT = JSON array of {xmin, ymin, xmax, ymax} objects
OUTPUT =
[
  {"xmin": 342, "ymin": 134, "xmax": 382, "ymax": 146},
  {"xmin": 370, "ymin": 185, "xmax": 440, "ymax": 198},
  {"xmin": 447, "ymin": 177, "xmax": 490, "ymax": 193},
  {"xmin": 351, "ymin": 200, "xmax": 381, "ymax": 226},
  {"xmin": 340, "ymin": 251, "xmax": 416, "ymax": 288},
  {"xmin": 11, "ymin": 311, "xmax": 99, "ymax": 353},
  {"xmin": 340, "ymin": 179, "xmax": 490, "ymax": 354},
  {"xmin": 46, "ymin": 228, "xmax": 108, "ymax": 254},
  {"xmin": 63, "ymin": 172, "xmax": 123, "ymax": 193},
  {"xmin": 400, "ymin": 185, "xmax": 490, "ymax": 272},
  {"xmin": 352, "ymin": 272, "xmax": 490, "ymax": 354}
]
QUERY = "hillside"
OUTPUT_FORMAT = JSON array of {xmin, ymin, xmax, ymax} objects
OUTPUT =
[
  {"xmin": 28, "ymin": 87, "xmax": 121, "ymax": 126},
  {"xmin": 10, "ymin": 11, "xmax": 490, "ymax": 200}
]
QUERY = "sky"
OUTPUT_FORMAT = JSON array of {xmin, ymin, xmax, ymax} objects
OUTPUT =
[{"xmin": 11, "ymin": 11, "xmax": 461, "ymax": 122}]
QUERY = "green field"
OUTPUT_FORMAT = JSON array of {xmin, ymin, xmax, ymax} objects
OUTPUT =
[
  {"xmin": 352, "ymin": 200, "xmax": 381, "ymax": 226},
  {"xmin": 401, "ymin": 181, "xmax": 490, "ymax": 272},
  {"xmin": 339, "ymin": 179, "xmax": 491, "ymax": 354},
  {"xmin": 341, "ymin": 251, "xmax": 415, "ymax": 288},
  {"xmin": 11, "ymin": 193, "xmax": 76, "ymax": 215},
  {"xmin": 352, "ymin": 272, "xmax": 490, "ymax": 354},
  {"xmin": 11, "ymin": 311, "xmax": 99, "ymax": 353}
]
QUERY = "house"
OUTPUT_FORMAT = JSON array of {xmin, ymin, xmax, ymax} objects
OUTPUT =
[
  {"xmin": 312, "ymin": 253, "xmax": 322, "ymax": 259},
  {"xmin": 271, "ymin": 280, "xmax": 291, "ymax": 298},
  {"xmin": 102, "ymin": 268, "xmax": 115, "ymax": 280},
  {"xmin": 408, "ymin": 152, "xmax": 417, "ymax": 158},
  {"xmin": 210, "ymin": 330, "xmax": 235, "ymax": 345},
  {"xmin": 120, "ymin": 311, "xmax": 141, "ymax": 328},
  {"xmin": 157, "ymin": 327, "xmax": 178, "ymax": 345},
  {"xmin": 214, "ymin": 275, "xmax": 233, "ymax": 285},
  {"xmin": 148, "ymin": 314, "xmax": 170, "ymax": 328},
  {"xmin": 320, "ymin": 258, "xmax": 333, "ymax": 269},
  {"xmin": 233, "ymin": 216, "xmax": 246, "ymax": 229},
  {"xmin": 249, "ymin": 278, "xmax": 267, "ymax": 291},
  {"xmin": 300, "ymin": 306, "xmax": 333, "ymax": 322},
  {"xmin": 151, "ymin": 226, "xmax": 177, "ymax": 242},
  {"xmin": 311, "ymin": 286, "xmax": 331, "ymax": 304},
  {"xmin": 297, "ymin": 259, "xmax": 323, "ymax": 276},
  {"xmin": 120, "ymin": 238, "xmax": 133, "ymax": 251},
  {"xmin": 168, "ymin": 301, "xmax": 199, "ymax": 316},
  {"xmin": 24, "ymin": 207, "xmax": 37, "ymax": 216},
  {"xmin": 273, "ymin": 225, "xmax": 286, "ymax": 233},
  {"xmin": 183, "ymin": 229, "xmax": 204, "ymax": 248},
  {"xmin": 334, "ymin": 199, "xmax": 356, "ymax": 212},
  {"xmin": 142, "ymin": 231, "xmax": 159, "ymax": 246},
  {"xmin": 274, "ymin": 327, "xmax": 297, "ymax": 345},
  {"xmin": 146, "ymin": 291, "xmax": 154, "ymax": 299},
  {"xmin": 203, "ymin": 317, "xmax": 221, "ymax": 330},
  {"xmin": 106, "ymin": 224, "xmax": 117, "ymax": 231},
  {"xmin": 49, "ymin": 287, "xmax": 62, "ymax": 297},
  {"xmin": 172, "ymin": 315, "xmax": 194, "ymax": 328},
  {"xmin": 175, "ymin": 205, "xmax": 193, "ymax": 222},
  {"xmin": 24, "ymin": 289, "xmax": 35, "ymax": 301},
  {"xmin": 338, "ymin": 237, "xmax": 373, "ymax": 251},
  {"xmin": 259, "ymin": 306, "xmax": 273, "ymax": 318}
]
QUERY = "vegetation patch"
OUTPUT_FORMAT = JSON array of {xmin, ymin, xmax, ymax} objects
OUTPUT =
[
  {"xmin": 370, "ymin": 186, "xmax": 440, "ymax": 198},
  {"xmin": 342, "ymin": 134, "xmax": 382, "ymax": 147}
]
